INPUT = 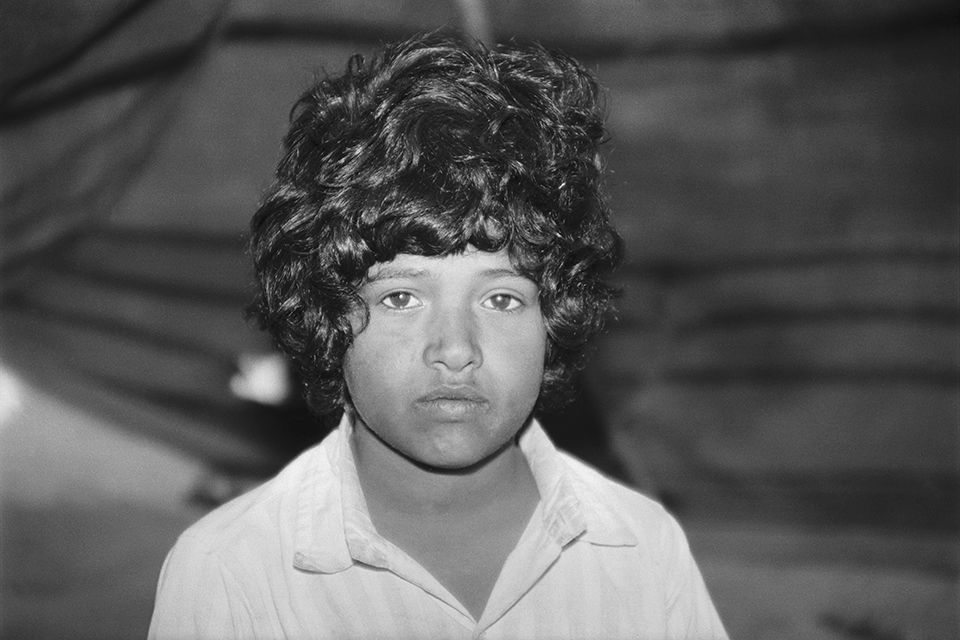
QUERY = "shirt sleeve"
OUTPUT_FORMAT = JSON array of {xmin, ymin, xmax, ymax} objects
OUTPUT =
[
  {"xmin": 148, "ymin": 532, "xmax": 256, "ymax": 640},
  {"xmin": 660, "ymin": 513, "xmax": 729, "ymax": 640}
]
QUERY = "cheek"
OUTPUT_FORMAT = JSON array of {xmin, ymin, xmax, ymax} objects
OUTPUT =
[
  {"xmin": 343, "ymin": 330, "xmax": 411, "ymax": 406},
  {"xmin": 491, "ymin": 319, "xmax": 547, "ymax": 391},
  {"xmin": 343, "ymin": 335, "xmax": 378, "ymax": 405}
]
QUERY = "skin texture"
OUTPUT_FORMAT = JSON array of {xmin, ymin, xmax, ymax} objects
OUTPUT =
[
  {"xmin": 344, "ymin": 247, "xmax": 546, "ymax": 618},
  {"xmin": 345, "ymin": 247, "xmax": 547, "ymax": 472}
]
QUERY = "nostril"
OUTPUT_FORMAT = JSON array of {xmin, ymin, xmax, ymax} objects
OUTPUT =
[{"xmin": 424, "ymin": 323, "xmax": 483, "ymax": 371}]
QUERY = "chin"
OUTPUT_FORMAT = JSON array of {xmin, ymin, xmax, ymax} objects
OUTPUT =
[{"xmin": 416, "ymin": 434, "xmax": 510, "ymax": 471}]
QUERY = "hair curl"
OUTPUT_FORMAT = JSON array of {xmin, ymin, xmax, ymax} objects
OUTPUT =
[{"xmin": 249, "ymin": 32, "xmax": 623, "ymax": 415}]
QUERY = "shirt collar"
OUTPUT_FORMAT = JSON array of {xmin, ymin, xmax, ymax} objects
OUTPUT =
[
  {"xmin": 291, "ymin": 419, "xmax": 353, "ymax": 573},
  {"xmin": 293, "ymin": 412, "xmax": 395, "ymax": 573},
  {"xmin": 293, "ymin": 412, "xmax": 636, "ymax": 573},
  {"xmin": 517, "ymin": 419, "xmax": 638, "ymax": 548}
]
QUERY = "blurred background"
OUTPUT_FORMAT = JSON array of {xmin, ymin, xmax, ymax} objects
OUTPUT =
[{"xmin": 1, "ymin": 1, "xmax": 957, "ymax": 638}]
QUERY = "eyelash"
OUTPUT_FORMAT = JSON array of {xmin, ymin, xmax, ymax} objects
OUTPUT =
[
  {"xmin": 377, "ymin": 292, "xmax": 525, "ymax": 312},
  {"xmin": 482, "ymin": 293, "xmax": 523, "ymax": 312},
  {"xmin": 380, "ymin": 291, "xmax": 419, "ymax": 310}
]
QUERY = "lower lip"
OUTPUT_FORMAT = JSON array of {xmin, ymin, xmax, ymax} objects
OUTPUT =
[{"xmin": 415, "ymin": 398, "xmax": 488, "ymax": 420}]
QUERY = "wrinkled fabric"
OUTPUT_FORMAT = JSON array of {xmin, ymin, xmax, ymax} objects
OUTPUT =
[{"xmin": 150, "ymin": 415, "xmax": 728, "ymax": 639}]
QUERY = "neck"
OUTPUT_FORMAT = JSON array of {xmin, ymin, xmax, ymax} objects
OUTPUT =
[{"xmin": 349, "ymin": 416, "xmax": 535, "ymax": 520}]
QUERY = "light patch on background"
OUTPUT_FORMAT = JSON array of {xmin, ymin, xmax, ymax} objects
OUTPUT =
[
  {"xmin": 0, "ymin": 373, "xmax": 205, "ymax": 508},
  {"xmin": 0, "ymin": 365, "xmax": 24, "ymax": 429},
  {"xmin": 230, "ymin": 352, "xmax": 295, "ymax": 406}
]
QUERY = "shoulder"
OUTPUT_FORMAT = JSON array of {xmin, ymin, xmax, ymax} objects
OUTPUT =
[
  {"xmin": 149, "ymin": 440, "xmax": 341, "ymax": 639},
  {"xmin": 174, "ymin": 436, "xmax": 334, "ymax": 559},
  {"xmin": 558, "ymin": 450, "xmax": 688, "ymax": 545},
  {"xmin": 559, "ymin": 450, "xmax": 667, "ymax": 516},
  {"xmin": 555, "ymin": 453, "xmax": 729, "ymax": 638}
]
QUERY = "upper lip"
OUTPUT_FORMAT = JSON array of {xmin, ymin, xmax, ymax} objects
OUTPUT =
[{"xmin": 416, "ymin": 386, "xmax": 488, "ymax": 404}]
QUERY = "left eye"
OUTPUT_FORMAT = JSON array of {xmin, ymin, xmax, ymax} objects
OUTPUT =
[
  {"xmin": 381, "ymin": 291, "xmax": 420, "ymax": 309},
  {"xmin": 483, "ymin": 293, "xmax": 522, "ymax": 312}
]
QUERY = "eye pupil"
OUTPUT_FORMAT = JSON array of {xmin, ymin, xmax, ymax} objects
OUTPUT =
[
  {"xmin": 388, "ymin": 292, "xmax": 411, "ymax": 308},
  {"xmin": 491, "ymin": 294, "xmax": 512, "ymax": 310}
]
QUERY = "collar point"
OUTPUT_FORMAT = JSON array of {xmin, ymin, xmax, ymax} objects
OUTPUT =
[{"xmin": 293, "ymin": 551, "xmax": 353, "ymax": 574}]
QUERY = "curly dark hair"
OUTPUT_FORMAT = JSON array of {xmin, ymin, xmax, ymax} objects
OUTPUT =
[{"xmin": 249, "ymin": 32, "xmax": 623, "ymax": 416}]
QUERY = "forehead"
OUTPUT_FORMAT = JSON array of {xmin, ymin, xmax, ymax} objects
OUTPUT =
[{"xmin": 364, "ymin": 248, "xmax": 529, "ymax": 284}]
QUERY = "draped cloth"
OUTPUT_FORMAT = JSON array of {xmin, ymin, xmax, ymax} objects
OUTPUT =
[{"xmin": 0, "ymin": 0, "xmax": 308, "ymax": 473}]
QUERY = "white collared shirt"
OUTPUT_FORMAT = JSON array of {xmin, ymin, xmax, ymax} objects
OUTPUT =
[{"xmin": 149, "ymin": 416, "xmax": 728, "ymax": 639}]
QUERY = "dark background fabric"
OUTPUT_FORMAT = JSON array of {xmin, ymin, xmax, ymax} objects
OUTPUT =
[{"xmin": 1, "ymin": 1, "xmax": 957, "ymax": 638}]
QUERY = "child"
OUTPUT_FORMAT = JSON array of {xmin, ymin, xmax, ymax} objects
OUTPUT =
[{"xmin": 149, "ymin": 33, "xmax": 728, "ymax": 639}]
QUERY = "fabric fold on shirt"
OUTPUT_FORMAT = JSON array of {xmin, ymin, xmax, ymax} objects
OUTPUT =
[{"xmin": 150, "ymin": 411, "xmax": 729, "ymax": 640}]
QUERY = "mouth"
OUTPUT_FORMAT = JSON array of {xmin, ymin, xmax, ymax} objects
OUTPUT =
[{"xmin": 415, "ymin": 387, "xmax": 490, "ymax": 419}]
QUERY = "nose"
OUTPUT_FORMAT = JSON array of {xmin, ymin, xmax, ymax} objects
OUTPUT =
[{"xmin": 423, "ymin": 305, "xmax": 482, "ymax": 372}]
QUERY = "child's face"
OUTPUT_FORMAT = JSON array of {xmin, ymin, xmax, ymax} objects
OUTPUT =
[{"xmin": 344, "ymin": 247, "xmax": 547, "ymax": 470}]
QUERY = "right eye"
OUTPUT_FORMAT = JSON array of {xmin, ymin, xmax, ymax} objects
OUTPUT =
[{"xmin": 381, "ymin": 291, "xmax": 420, "ymax": 310}]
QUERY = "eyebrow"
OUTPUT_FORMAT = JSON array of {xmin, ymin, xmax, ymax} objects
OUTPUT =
[
  {"xmin": 478, "ymin": 267, "xmax": 527, "ymax": 280},
  {"xmin": 365, "ymin": 267, "xmax": 431, "ymax": 283},
  {"xmin": 365, "ymin": 266, "xmax": 528, "ymax": 284}
]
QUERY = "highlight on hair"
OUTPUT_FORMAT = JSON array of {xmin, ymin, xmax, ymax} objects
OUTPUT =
[{"xmin": 249, "ymin": 32, "xmax": 623, "ymax": 415}]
